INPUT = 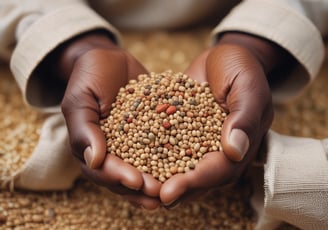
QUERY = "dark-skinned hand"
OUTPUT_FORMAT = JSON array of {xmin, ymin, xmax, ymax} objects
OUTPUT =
[
  {"xmin": 160, "ymin": 32, "xmax": 293, "ymax": 208},
  {"xmin": 49, "ymin": 31, "xmax": 162, "ymax": 210}
]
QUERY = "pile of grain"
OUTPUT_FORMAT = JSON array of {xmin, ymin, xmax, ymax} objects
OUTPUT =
[{"xmin": 101, "ymin": 71, "xmax": 226, "ymax": 182}]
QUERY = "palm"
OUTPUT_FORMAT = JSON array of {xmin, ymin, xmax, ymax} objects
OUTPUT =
[
  {"xmin": 61, "ymin": 48, "xmax": 161, "ymax": 209},
  {"xmin": 160, "ymin": 44, "xmax": 273, "ymax": 206}
]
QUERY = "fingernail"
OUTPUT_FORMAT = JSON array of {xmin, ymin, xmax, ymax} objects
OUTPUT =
[
  {"xmin": 164, "ymin": 199, "xmax": 181, "ymax": 210},
  {"xmin": 84, "ymin": 146, "xmax": 95, "ymax": 168},
  {"xmin": 229, "ymin": 129, "xmax": 249, "ymax": 161},
  {"xmin": 122, "ymin": 183, "xmax": 140, "ymax": 191}
]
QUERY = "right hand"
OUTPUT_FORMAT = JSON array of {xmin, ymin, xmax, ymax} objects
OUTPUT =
[
  {"xmin": 53, "ymin": 31, "xmax": 161, "ymax": 209},
  {"xmin": 160, "ymin": 32, "xmax": 291, "ymax": 207}
]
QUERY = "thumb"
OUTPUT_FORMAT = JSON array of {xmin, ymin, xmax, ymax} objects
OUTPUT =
[
  {"xmin": 220, "ymin": 75, "xmax": 273, "ymax": 162},
  {"xmin": 83, "ymin": 131, "xmax": 107, "ymax": 169},
  {"xmin": 221, "ymin": 116, "xmax": 250, "ymax": 162},
  {"xmin": 62, "ymin": 91, "xmax": 107, "ymax": 169}
]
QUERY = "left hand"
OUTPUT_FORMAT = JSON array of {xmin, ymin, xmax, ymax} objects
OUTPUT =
[{"xmin": 52, "ymin": 31, "xmax": 162, "ymax": 209}]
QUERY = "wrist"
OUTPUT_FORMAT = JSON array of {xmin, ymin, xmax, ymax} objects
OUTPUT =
[
  {"xmin": 44, "ymin": 30, "xmax": 118, "ymax": 82},
  {"xmin": 217, "ymin": 32, "xmax": 293, "ymax": 75}
]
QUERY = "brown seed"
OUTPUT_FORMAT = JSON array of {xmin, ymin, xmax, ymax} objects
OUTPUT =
[
  {"xmin": 127, "ymin": 87, "xmax": 135, "ymax": 94},
  {"xmin": 0, "ymin": 213, "xmax": 7, "ymax": 223},
  {"xmin": 185, "ymin": 149, "xmax": 193, "ymax": 156},
  {"xmin": 126, "ymin": 117, "xmax": 133, "ymax": 123},
  {"xmin": 164, "ymin": 143, "xmax": 173, "ymax": 150},
  {"xmin": 166, "ymin": 105, "xmax": 177, "ymax": 115},
  {"xmin": 188, "ymin": 162, "xmax": 195, "ymax": 169},
  {"xmin": 162, "ymin": 120, "xmax": 171, "ymax": 129},
  {"xmin": 155, "ymin": 104, "xmax": 170, "ymax": 113}
]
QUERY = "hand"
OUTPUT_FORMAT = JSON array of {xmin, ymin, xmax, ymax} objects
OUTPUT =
[
  {"xmin": 52, "ymin": 31, "xmax": 161, "ymax": 209},
  {"xmin": 160, "ymin": 32, "xmax": 292, "ymax": 207}
]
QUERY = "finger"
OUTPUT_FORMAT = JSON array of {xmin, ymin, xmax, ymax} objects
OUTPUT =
[
  {"xmin": 184, "ymin": 49, "xmax": 210, "ymax": 83},
  {"xmin": 80, "ymin": 162, "xmax": 136, "ymax": 195},
  {"xmin": 220, "ymin": 72, "xmax": 273, "ymax": 162},
  {"xmin": 102, "ymin": 154, "xmax": 144, "ymax": 190},
  {"xmin": 62, "ymin": 89, "xmax": 107, "ymax": 169},
  {"xmin": 164, "ymin": 190, "xmax": 205, "ymax": 210},
  {"xmin": 160, "ymin": 152, "xmax": 234, "ymax": 205},
  {"xmin": 141, "ymin": 173, "xmax": 162, "ymax": 197},
  {"xmin": 81, "ymin": 154, "xmax": 144, "ymax": 193},
  {"xmin": 122, "ymin": 194, "xmax": 161, "ymax": 210},
  {"xmin": 206, "ymin": 45, "xmax": 273, "ymax": 161}
]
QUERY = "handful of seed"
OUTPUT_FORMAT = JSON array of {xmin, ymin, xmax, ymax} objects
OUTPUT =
[{"xmin": 100, "ymin": 71, "xmax": 227, "ymax": 182}]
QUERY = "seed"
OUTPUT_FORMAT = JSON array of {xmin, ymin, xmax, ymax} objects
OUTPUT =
[
  {"xmin": 148, "ymin": 132, "xmax": 155, "ymax": 141},
  {"xmin": 194, "ymin": 143, "xmax": 200, "ymax": 151},
  {"xmin": 123, "ymin": 124, "xmax": 129, "ymax": 132},
  {"xmin": 170, "ymin": 166, "xmax": 178, "ymax": 174},
  {"xmin": 126, "ymin": 117, "xmax": 133, "ymax": 123},
  {"xmin": 155, "ymin": 104, "xmax": 170, "ymax": 113},
  {"xmin": 144, "ymin": 89, "xmax": 151, "ymax": 96},
  {"xmin": 200, "ymin": 146, "xmax": 208, "ymax": 154},
  {"xmin": 121, "ymin": 145, "xmax": 129, "ymax": 152},
  {"xmin": 31, "ymin": 215, "xmax": 43, "ymax": 223},
  {"xmin": 188, "ymin": 162, "xmax": 195, "ymax": 169},
  {"xmin": 18, "ymin": 198, "xmax": 31, "ymax": 207},
  {"xmin": 127, "ymin": 87, "xmax": 135, "ymax": 94},
  {"xmin": 185, "ymin": 149, "xmax": 193, "ymax": 156},
  {"xmin": 169, "ymin": 137, "xmax": 177, "ymax": 145},
  {"xmin": 164, "ymin": 143, "xmax": 173, "ymax": 150},
  {"xmin": 162, "ymin": 120, "xmax": 171, "ymax": 129},
  {"xmin": 166, "ymin": 105, "xmax": 177, "ymax": 115}
]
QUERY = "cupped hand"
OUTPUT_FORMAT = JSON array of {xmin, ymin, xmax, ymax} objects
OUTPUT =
[
  {"xmin": 160, "ymin": 32, "xmax": 289, "ymax": 207},
  {"xmin": 57, "ymin": 31, "xmax": 161, "ymax": 209}
]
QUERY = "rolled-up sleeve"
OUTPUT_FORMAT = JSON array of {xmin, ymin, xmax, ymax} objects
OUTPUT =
[
  {"xmin": 0, "ymin": 0, "xmax": 120, "ymax": 111},
  {"xmin": 260, "ymin": 130, "xmax": 328, "ymax": 229},
  {"xmin": 211, "ymin": 0, "xmax": 326, "ymax": 103}
]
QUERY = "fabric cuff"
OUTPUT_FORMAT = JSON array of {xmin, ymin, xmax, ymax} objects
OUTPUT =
[
  {"xmin": 211, "ymin": 0, "xmax": 325, "ymax": 103},
  {"xmin": 10, "ymin": 3, "xmax": 121, "ymax": 112},
  {"xmin": 263, "ymin": 130, "xmax": 328, "ymax": 228}
]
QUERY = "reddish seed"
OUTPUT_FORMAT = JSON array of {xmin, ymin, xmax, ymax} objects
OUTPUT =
[
  {"xmin": 185, "ymin": 149, "xmax": 193, "ymax": 156},
  {"xmin": 127, "ymin": 117, "xmax": 133, "ymax": 123},
  {"xmin": 166, "ymin": 105, "xmax": 177, "ymax": 115},
  {"xmin": 144, "ymin": 89, "xmax": 151, "ymax": 96},
  {"xmin": 127, "ymin": 88, "xmax": 135, "ymax": 94},
  {"xmin": 162, "ymin": 120, "xmax": 171, "ymax": 129},
  {"xmin": 164, "ymin": 143, "xmax": 173, "ymax": 150},
  {"xmin": 156, "ymin": 104, "xmax": 170, "ymax": 113}
]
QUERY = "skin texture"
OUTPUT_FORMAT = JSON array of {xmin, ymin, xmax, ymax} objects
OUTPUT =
[
  {"xmin": 160, "ymin": 32, "xmax": 292, "ymax": 207},
  {"xmin": 44, "ymin": 30, "xmax": 292, "ymax": 209}
]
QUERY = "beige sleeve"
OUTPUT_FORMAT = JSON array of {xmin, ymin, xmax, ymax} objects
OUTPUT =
[
  {"xmin": 7, "ymin": 113, "xmax": 81, "ymax": 191},
  {"xmin": 0, "ymin": 0, "xmax": 120, "ymax": 112},
  {"xmin": 211, "ymin": 0, "xmax": 326, "ymax": 104},
  {"xmin": 258, "ymin": 130, "xmax": 328, "ymax": 229}
]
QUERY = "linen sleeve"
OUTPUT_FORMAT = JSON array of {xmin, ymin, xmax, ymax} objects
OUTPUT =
[
  {"xmin": 0, "ymin": 0, "xmax": 120, "ymax": 112},
  {"xmin": 259, "ymin": 130, "xmax": 328, "ymax": 229},
  {"xmin": 211, "ymin": 0, "xmax": 326, "ymax": 104}
]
